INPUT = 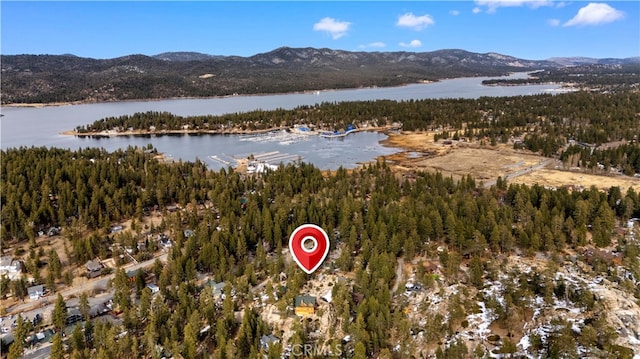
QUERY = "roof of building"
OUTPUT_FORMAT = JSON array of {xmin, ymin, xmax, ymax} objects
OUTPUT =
[
  {"xmin": 27, "ymin": 285, "xmax": 45, "ymax": 295},
  {"xmin": 294, "ymin": 295, "xmax": 316, "ymax": 307},
  {"xmin": 260, "ymin": 334, "xmax": 280, "ymax": 348},
  {"xmin": 207, "ymin": 280, "xmax": 226, "ymax": 293},
  {"xmin": 67, "ymin": 307, "xmax": 82, "ymax": 318},
  {"xmin": 85, "ymin": 260, "xmax": 103, "ymax": 272},
  {"xmin": 0, "ymin": 257, "xmax": 20, "ymax": 271},
  {"xmin": 0, "ymin": 256, "xmax": 13, "ymax": 267}
]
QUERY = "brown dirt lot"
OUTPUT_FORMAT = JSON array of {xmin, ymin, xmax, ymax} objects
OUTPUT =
[
  {"xmin": 381, "ymin": 131, "xmax": 640, "ymax": 191},
  {"xmin": 382, "ymin": 132, "xmax": 545, "ymax": 183}
]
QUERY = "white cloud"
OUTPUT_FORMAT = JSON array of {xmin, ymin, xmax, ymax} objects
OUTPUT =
[
  {"xmin": 399, "ymin": 39, "xmax": 423, "ymax": 48},
  {"xmin": 472, "ymin": 7, "xmax": 482, "ymax": 14},
  {"xmin": 450, "ymin": 10, "xmax": 460, "ymax": 16},
  {"xmin": 475, "ymin": 0, "xmax": 554, "ymax": 13},
  {"xmin": 547, "ymin": 18, "xmax": 561, "ymax": 26},
  {"xmin": 396, "ymin": 13, "xmax": 435, "ymax": 30},
  {"xmin": 313, "ymin": 17, "xmax": 351, "ymax": 39},
  {"xmin": 564, "ymin": 3, "xmax": 624, "ymax": 26},
  {"xmin": 358, "ymin": 42, "xmax": 387, "ymax": 49}
]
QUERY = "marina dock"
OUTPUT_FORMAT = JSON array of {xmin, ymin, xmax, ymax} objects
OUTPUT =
[
  {"xmin": 253, "ymin": 151, "xmax": 300, "ymax": 163},
  {"xmin": 209, "ymin": 155, "xmax": 236, "ymax": 166}
]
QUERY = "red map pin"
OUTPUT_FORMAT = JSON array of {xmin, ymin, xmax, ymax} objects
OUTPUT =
[{"xmin": 289, "ymin": 224, "xmax": 330, "ymax": 274}]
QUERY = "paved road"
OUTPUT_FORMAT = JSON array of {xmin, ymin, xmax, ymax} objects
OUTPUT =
[
  {"xmin": 24, "ymin": 342, "xmax": 53, "ymax": 359},
  {"xmin": 7, "ymin": 253, "xmax": 168, "ymax": 315},
  {"xmin": 3, "ymin": 251, "xmax": 169, "ymax": 343},
  {"xmin": 8, "ymin": 253, "xmax": 169, "ymax": 359}
]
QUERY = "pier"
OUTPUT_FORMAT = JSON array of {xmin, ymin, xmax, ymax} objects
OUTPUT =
[
  {"xmin": 209, "ymin": 155, "xmax": 236, "ymax": 166},
  {"xmin": 253, "ymin": 151, "xmax": 300, "ymax": 163}
]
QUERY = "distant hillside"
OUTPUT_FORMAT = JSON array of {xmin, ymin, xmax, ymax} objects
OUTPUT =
[
  {"xmin": 548, "ymin": 56, "xmax": 640, "ymax": 66},
  {"xmin": 0, "ymin": 47, "xmax": 567, "ymax": 104},
  {"xmin": 153, "ymin": 52, "xmax": 218, "ymax": 62}
]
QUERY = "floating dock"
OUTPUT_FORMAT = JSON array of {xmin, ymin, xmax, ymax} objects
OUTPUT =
[
  {"xmin": 253, "ymin": 151, "xmax": 300, "ymax": 163},
  {"xmin": 209, "ymin": 155, "xmax": 236, "ymax": 166}
]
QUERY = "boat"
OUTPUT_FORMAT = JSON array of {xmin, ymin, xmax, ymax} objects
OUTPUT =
[{"xmin": 319, "ymin": 124, "xmax": 357, "ymax": 138}]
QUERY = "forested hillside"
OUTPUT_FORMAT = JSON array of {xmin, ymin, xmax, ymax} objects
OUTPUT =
[
  {"xmin": 482, "ymin": 63, "xmax": 640, "ymax": 90},
  {"xmin": 1, "ymin": 47, "xmax": 558, "ymax": 104},
  {"xmin": 2, "ymin": 146, "xmax": 639, "ymax": 358}
]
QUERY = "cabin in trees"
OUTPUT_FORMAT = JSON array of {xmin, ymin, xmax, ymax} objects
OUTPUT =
[
  {"xmin": 206, "ymin": 280, "xmax": 227, "ymax": 299},
  {"xmin": 27, "ymin": 285, "xmax": 45, "ymax": 300},
  {"xmin": 85, "ymin": 260, "xmax": 104, "ymax": 278},
  {"xmin": 260, "ymin": 334, "xmax": 280, "ymax": 352},
  {"xmin": 126, "ymin": 270, "xmax": 140, "ymax": 284},
  {"xmin": 294, "ymin": 295, "xmax": 317, "ymax": 316},
  {"xmin": 66, "ymin": 308, "xmax": 83, "ymax": 326},
  {"xmin": 46, "ymin": 226, "xmax": 61, "ymax": 237},
  {"xmin": 158, "ymin": 234, "xmax": 173, "ymax": 249}
]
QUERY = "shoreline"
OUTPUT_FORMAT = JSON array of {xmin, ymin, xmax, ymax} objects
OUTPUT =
[
  {"xmin": 60, "ymin": 125, "xmax": 398, "ymax": 137},
  {"xmin": 2, "ymin": 101, "xmax": 88, "ymax": 108},
  {"xmin": 0, "ymin": 80, "xmax": 442, "ymax": 109},
  {"xmin": 60, "ymin": 127, "xmax": 290, "ymax": 137},
  {"xmin": 1, "ymin": 72, "xmax": 556, "ymax": 109}
]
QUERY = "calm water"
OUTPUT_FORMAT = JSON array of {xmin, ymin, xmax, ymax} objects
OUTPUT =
[{"xmin": 0, "ymin": 73, "xmax": 563, "ymax": 170}]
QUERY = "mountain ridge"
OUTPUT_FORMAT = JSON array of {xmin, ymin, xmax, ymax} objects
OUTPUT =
[{"xmin": 2, "ymin": 46, "xmax": 636, "ymax": 104}]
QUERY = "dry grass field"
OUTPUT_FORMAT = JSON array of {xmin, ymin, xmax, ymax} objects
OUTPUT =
[
  {"xmin": 509, "ymin": 168, "xmax": 640, "ymax": 192},
  {"xmin": 382, "ymin": 131, "xmax": 640, "ymax": 191}
]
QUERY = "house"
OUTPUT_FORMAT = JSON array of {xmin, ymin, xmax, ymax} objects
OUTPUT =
[
  {"xmin": 166, "ymin": 205, "xmax": 178, "ymax": 213},
  {"xmin": 158, "ymin": 234, "xmax": 172, "ymax": 249},
  {"xmin": 183, "ymin": 229, "xmax": 195, "ymax": 238},
  {"xmin": 146, "ymin": 283, "xmax": 160, "ymax": 294},
  {"xmin": 126, "ymin": 270, "xmax": 139, "ymax": 284},
  {"xmin": 85, "ymin": 260, "xmax": 103, "ymax": 278},
  {"xmin": 47, "ymin": 227, "xmax": 61, "ymax": 237},
  {"xmin": 294, "ymin": 295, "xmax": 316, "ymax": 316},
  {"xmin": 0, "ymin": 256, "xmax": 22, "ymax": 280},
  {"xmin": 66, "ymin": 308, "xmax": 83, "ymax": 326},
  {"xmin": 260, "ymin": 334, "xmax": 280, "ymax": 352},
  {"xmin": 207, "ymin": 280, "xmax": 227, "ymax": 298},
  {"xmin": 27, "ymin": 285, "xmax": 45, "ymax": 300}
]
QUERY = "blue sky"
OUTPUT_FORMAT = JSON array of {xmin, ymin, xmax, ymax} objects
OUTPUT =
[{"xmin": 1, "ymin": 1, "xmax": 638, "ymax": 60}]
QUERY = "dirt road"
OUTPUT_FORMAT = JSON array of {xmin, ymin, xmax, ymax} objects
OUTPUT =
[
  {"xmin": 392, "ymin": 257, "xmax": 404, "ymax": 293},
  {"xmin": 483, "ymin": 158, "xmax": 555, "ymax": 188}
]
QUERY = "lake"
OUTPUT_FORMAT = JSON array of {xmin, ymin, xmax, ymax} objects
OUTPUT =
[{"xmin": 0, "ymin": 73, "xmax": 564, "ymax": 170}]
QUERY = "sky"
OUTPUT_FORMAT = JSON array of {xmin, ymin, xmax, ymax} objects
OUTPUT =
[{"xmin": 1, "ymin": 1, "xmax": 638, "ymax": 60}]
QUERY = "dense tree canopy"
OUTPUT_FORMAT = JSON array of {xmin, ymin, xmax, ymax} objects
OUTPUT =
[{"xmin": 2, "ymin": 144, "xmax": 639, "ymax": 357}]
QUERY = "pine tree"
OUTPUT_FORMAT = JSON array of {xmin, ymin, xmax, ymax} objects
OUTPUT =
[
  {"xmin": 79, "ymin": 292, "xmax": 91, "ymax": 320},
  {"xmin": 52, "ymin": 293, "xmax": 68, "ymax": 332},
  {"xmin": 51, "ymin": 332, "xmax": 64, "ymax": 359},
  {"xmin": 182, "ymin": 322, "xmax": 198, "ymax": 359},
  {"xmin": 353, "ymin": 341, "xmax": 367, "ymax": 359}
]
